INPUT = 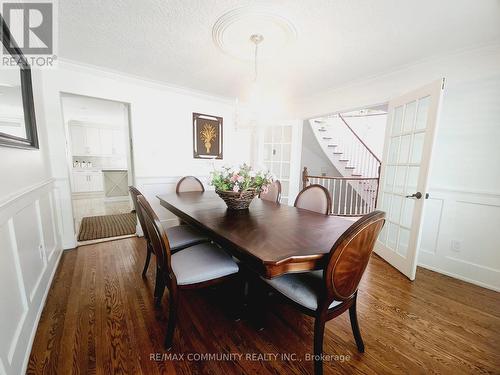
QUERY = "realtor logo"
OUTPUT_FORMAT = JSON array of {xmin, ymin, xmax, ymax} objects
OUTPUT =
[{"xmin": 2, "ymin": 2, "xmax": 53, "ymax": 54}]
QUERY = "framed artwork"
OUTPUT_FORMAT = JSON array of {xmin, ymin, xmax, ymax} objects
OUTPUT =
[{"xmin": 193, "ymin": 113, "xmax": 223, "ymax": 159}]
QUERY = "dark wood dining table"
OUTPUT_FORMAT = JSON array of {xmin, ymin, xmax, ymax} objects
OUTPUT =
[{"xmin": 157, "ymin": 191, "xmax": 356, "ymax": 279}]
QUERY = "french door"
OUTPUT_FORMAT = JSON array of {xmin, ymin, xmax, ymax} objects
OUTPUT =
[
  {"xmin": 375, "ymin": 79, "xmax": 444, "ymax": 280},
  {"xmin": 262, "ymin": 125, "xmax": 293, "ymax": 204}
]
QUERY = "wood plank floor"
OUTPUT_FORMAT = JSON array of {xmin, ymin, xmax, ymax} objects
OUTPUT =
[{"xmin": 28, "ymin": 237, "xmax": 500, "ymax": 375}]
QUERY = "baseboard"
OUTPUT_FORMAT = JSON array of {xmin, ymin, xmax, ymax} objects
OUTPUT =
[{"xmin": 417, "ymin": 262, "xmax": 500, "ymax": 292}]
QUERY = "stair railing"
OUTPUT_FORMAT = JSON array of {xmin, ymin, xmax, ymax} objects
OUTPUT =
[
  {"xmin": 321, "ymin": 114, "xmax": 381, "ymax": 178},
  {"xmin": 302, "ymin": 167, "xmax": 379, "ymax": 216}
]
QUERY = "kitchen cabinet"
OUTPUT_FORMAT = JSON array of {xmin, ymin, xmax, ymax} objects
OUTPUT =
[
  {"xmin": 112, "ymin": 129, "xmax": 126, "ymax": 155},
  {"xmin": 72, "ymin": 171, "xmax": 103, "ymax": 193},
  {"xmin": 69, "ymin": 122, "xmax": 127, "ymax": 157},
  {"xmin": 69, "ymin": 123, "xmax": 101, "ymax": 156},
  {"xmin": 69, "ymin": 124, "xmax": 86, "ymax": 156},
  {"xmin": 99, "ymin": 128, "xmax": 113, "ymax": 155}
]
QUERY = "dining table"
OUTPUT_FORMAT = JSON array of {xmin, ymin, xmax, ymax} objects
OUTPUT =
[{"xmin": 157, "ymin": 191, "xmax": 356, "ymax": 279}]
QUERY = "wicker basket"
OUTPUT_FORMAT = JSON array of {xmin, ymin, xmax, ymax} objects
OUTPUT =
[{"xmin": 215, "ymin": 188, "xmax": 258, "ymax": 210}]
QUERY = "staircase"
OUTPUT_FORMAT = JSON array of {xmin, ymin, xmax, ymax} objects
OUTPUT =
[{"xmin": 305, "ymin": 114, "xmax": 381, "ymax": 215}]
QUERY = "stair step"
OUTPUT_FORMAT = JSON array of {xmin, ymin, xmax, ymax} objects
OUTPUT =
[
  {"xmin": 322, "ymin": 137, "xmax": 332, "ymax": 140},
  {"xmin": 339, "ymin": 159, "xmax": 349, "ymax": 162},
  {"xmin": 333, "ymin": 151, "xmax": 343, "ymax": 155},
  {"xmin": 327, "ymin": 144, "xmax": 338, "ymax": 148},
  {"xmin": 318, "ymin": 128, "xmax": 327, "ymax": 132},
  {"xmin": 351, "ymin": 173, "xmax": 363, "ymax": 176},
  {"xmin": 314, "ymin": 119, "xmax": 325, "ymax": 124},
  {"xmin": 345, "ymin": 166, "xmax": 356, "ymax": 170}
]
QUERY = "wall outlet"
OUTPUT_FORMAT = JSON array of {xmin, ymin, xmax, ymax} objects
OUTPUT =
[{"xmin": 450, "ymin": 240, "xmax": 462, "ymax": 253}]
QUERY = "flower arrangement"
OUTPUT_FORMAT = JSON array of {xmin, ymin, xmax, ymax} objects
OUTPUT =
[{"xmin": 209, "ymin": 164, "xmax": 274, "ymax": 209}]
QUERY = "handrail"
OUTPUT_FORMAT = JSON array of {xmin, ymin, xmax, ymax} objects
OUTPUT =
[
  {"xmin": 302, "ymin": 167, "xmax": 380, "ymax": 216},
  {"xmin": 306, "ymin": 175, "xmax": 378, "ymax": 181},
  {"xmin": 338, "ymin": 113, "xmax": 381, "ymax": 164}
]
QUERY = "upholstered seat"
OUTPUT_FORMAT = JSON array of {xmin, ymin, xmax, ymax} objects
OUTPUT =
[
  {"xmin": 262, "ymin": 271, "xmax": 342, "ymax": 310},
  {"xmin": 162, "ymin": 224, "xmax": 209, "ymax": 251},
  {"xmin": 172, "ymin": 243, "xmax": 239, "ymax": 285}
]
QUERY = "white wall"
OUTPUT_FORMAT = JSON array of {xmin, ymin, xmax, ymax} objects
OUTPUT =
[
  {"xmin": 294, "ymin": 43, "xmax": 500, "ymax": 291},
  {"xmin": 0, "ymin": 71, "xmax": 64, "ymax": 375},
  {"xmin": 39, "ymin": 61, "xmax": 252, "ymax": 247}
]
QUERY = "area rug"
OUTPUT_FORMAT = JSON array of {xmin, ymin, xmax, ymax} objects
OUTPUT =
[{"xmin": 78, "ymin": 212, "xmax": 136, "ymax": 241}]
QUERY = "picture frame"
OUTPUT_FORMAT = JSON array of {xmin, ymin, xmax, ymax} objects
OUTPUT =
[
  {"xmin": 0, "ymin": 14, "xmax": 39, "ymax": 149},
  {"xmin": 193, "ymin": 112, "xmax": 223, "ymax": 159}
]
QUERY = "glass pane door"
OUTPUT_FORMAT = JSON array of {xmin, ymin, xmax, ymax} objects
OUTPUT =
[
  {"xmin": 262, "ymin": 125, "xmax": 293, "ymax": 204},
  {"xmin": 376, "ymin": 79, "xmax": 444, "ymax": 280}
]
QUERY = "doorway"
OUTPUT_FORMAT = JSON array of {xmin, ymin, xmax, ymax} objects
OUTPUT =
[{"xmin": 60, "ymin": 93, "xmax": 135, "ymax": 244}]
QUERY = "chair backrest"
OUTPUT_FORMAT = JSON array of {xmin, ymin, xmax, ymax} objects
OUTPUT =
[
  {"xmin": 259, "ymin": 180, "xmax": 281, "ymax": 204},
  {"xmin": 129, "ymin": 186, "xmax": 149, "ymax": 242},
  {"xmin": 176, "ymin": 176, "xmax": 205, "ymax": 193},
  {"xmin": 137, "ymin": 195, "xmax": 175, "ymax": 281},
  {"xmin": 323, "ymin": 210, "xmax": 385, "ymax": 302},
  {"xmin": 294, "ymin": 184, "xmax": 331, "ymax": 215}
]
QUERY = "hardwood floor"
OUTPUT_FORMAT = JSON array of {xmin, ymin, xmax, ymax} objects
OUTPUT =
[{"xmin": 28, "ymin": 237, "xmax": 500, "ymax": 375}]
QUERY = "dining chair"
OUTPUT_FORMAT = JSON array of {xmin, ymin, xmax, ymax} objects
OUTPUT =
[
  {"xmin": 129, "ymin": 186, "xmax": 209, "ymax": 277},
  {"xmin": 259, "ymin": 180, "xmax": 281, "ymax": 204},
  {"xmin": 259, "ymin": 210, "xmax": 385, "ymax": 375},
  {"xmin": 176, "ymin": 176, "xmax": 205, "ymax": 193},
  {"xmin": 137, "ymin": 194, "xmax": 240, "ymax": 349},
  {"xmin": 294, "ymin": 184, "xmax": 332, "ymax": 215}
]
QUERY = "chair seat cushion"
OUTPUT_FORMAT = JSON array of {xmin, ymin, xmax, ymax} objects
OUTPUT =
[
  {"xmin": 262, "ymin": 271, "xmax": 342, "ymax": 311},
  {"xmin": 162, "ymin": 224, "xmax": 209, "ymax": 251},
  {"xmin": 171, "ymin": 243, "xmax": 239, "ymax": 285}
]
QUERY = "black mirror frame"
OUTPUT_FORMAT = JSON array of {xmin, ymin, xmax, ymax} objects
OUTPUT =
[{"xmin": 0, "ymin": 14, "xmax": 39, "ymax": 149}]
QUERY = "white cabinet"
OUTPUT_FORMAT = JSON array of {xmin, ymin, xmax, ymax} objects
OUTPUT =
[
  {"xmin": 90, "ymin": 172, "xmax": 103, "ymax": 191},
  {"xmin": 72, "ymin": 171, "xmax": 103, "ymax": 193},
  {"xmin": 86, "ymin": 127, "xmax": 101, "ymax": 155},
  {"xmin": 69, "ymin": 123, "xmax": 102, "ymax": 156},
  {"xmin": 69, "ymin": 124, "xmax": 86, "ymax": 156},
  {"xmin": 72, "ymin": 172, "xmax": 89, "ymax": 193},
  {"xmin": 112, "ymin": 129, "xmax": 126, "ymax": 155},
  {"xmin": 99, "ymin": 128, "xmax": 114, "ymax": 155},
  {"xmin": 70, "ymin": 122, "xmax": 127, "ymax": 157}
]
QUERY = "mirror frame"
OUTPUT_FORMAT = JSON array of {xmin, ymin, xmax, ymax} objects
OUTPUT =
[{"xmin": 0, "ymin": 15, "xmax": 39, "ymax": 149}]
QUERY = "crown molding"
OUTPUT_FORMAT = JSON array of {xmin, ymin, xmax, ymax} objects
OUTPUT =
[
  {"xmin": 299, "ymin": 41, "xmax": 500, "ymax": 107},
  {"xmin": 57, "ymin": 58, "xmax": 237, "ymax": 105}
]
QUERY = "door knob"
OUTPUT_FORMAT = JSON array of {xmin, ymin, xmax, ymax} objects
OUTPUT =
[{"xmin": 405, "ymin": 192, "xmax": 422, "ymax": 199}]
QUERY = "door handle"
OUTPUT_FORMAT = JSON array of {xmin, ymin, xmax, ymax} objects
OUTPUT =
[{"xmin": 405, "ymin": 192, "xmax": 422, "ymax": 199}]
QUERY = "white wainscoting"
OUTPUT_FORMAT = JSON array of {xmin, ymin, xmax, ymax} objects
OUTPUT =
[
  {"xmin": 134, "ymin": 175, "xmax": 211, "ymax": 234},
  {"xmin": 418, "ymin": 186, "xmax": 500, "ymax": 291},
  {"xmin": 0, "ymin": 179, "xmax": 63, "ymax": 375}
]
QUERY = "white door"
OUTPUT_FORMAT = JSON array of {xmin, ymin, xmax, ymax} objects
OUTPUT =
[
  {"xmin": 375, "ymin": 79, "xmax": 444, "ymax": 280},
  {"xmin": 261, "ymin": 125, "xmax": 293, "ymax": 204}
]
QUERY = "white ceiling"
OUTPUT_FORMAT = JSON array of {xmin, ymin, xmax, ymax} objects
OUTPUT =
[{"xmin": 59, "ymin": 0, "xmax": 500, "ymax": 100}]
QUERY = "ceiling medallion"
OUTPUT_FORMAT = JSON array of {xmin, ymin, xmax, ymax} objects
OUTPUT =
[{"xmin": 212, "ymin": 5, "xmax": 298, "ymax": 61}]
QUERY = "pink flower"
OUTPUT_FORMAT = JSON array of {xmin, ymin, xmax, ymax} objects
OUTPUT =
[
  {"xmin": 237, "ymin": 175, "xmax": 244, "ymax": 183},
  {"xmin": 230, "ymin": 174, "xmax": 239, "ymax": 183},
  {"xmin": 261, "ymin": 185, "xmax": 269, "ymax": 195},
  {"xmin": 233, "ymin": 184, "xmax": 239, "ymax": 192}
]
